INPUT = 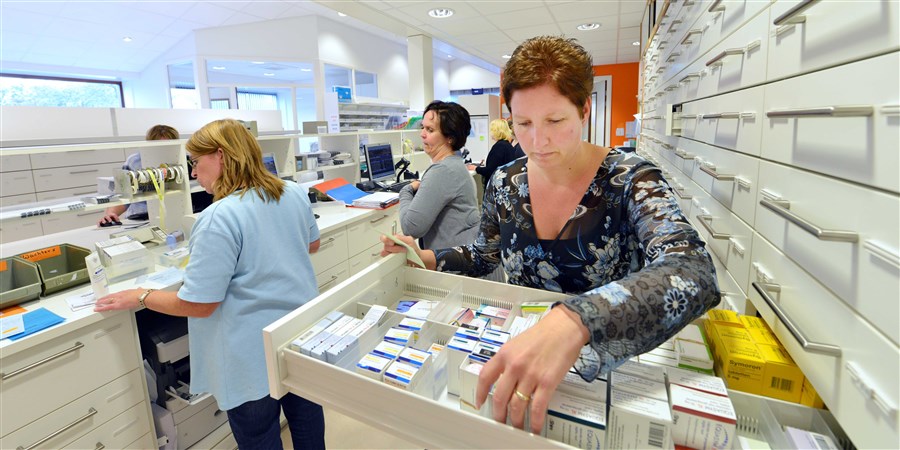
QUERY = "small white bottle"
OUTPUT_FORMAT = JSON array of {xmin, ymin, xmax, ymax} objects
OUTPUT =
[{"xmin": 85, "ymin": 252, "xmax": 109, "ymax": 299}]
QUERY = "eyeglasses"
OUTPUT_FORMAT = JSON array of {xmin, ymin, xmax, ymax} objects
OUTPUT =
[{"xmin": 188, "ymin": 155, "xmax": 201, "ymax": 167}]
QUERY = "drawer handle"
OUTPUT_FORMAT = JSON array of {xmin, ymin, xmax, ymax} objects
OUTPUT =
[
  {"xmin": 751, "ymin": 281, "xmax": 841, "ymax": 356},
  {"xmin": 674, "ymin": 149, "xmax": 695, "ymax": 160},
  {"xmin": 369, "ymin": 216, "xmax": 387, "ymax": 224},
  {"xmin": 1, "ymin": 341, "xmax": 84, "ymax": 380},
  {"xmin": 701, "ymin": 112, "xmax": 739, "ymax": 119},
  {"xmin": 699, "ymin": 163, "xmax": 736, "ymax": 181},
  {"xmin": 864, "ymin": 240, "xmax": 900, "ymax": 269},
  {"xmin": 706, "ymin": 48, "xmax": 745, "ymax": 67},
  {"xmin": 660, "ymin": 143, "xmax": 674, "ymax": 150},
  {"xmin": 320, "ymin": 275, "xmax": 339, "ymax": 288},
  {"xmin": 882, "ymin": 105, "xmax": 900, "ymax": 115},
  {"xmin": 673, "ymin": 187, "xmax": 693, "ymax": 200},
  {"xmin": 666, "ymin": 52, "xmax": 682, "ymax": 63},
  {"xmin": 322, "ymin": 237, "xmax": 336, "ymax": 245},
  {"xmin": 773, "ymin": 0, "xmax": 819, "ymax": 26},
  {"xmin": 96, "ymin": 443, "xmax": 105, "ymax": 450},
  {"xmin": 696, "ymin": 215, "xmax": 731, "ymax": 239},
  {"xmin": 845, "ymin": 362, "xmax": 898, "ymax": 417},
  {"xmin": 69, "ymin": 169, "xmax": 100, "ymax": 175},
  {"xmin": 708, "ymin": 0, "xmax": 725, "ymax": 13},
  {"xmin": 679, "ymin": 114, "xmax": 697, "ymax": 119},
  {"xmin": 665, "ymin": 85, "xmax": 678, "ymax": 92},
  {"xmin": 766, "ymin": 105, "xmax": 874, "ymax": 118},
  {"xmin": 16, "ymin": 407, "xmax": 98, "ymax": 450},
  {"xmin": 680, "ymin": 29, "xmax": 702, "ymax": 46},
  {"xmin": 759, "ymin": 198, "xmax": 859, "ymax": 243},
  {"xmin": 729, "ymin": 238, "xmax": 746, "ymax": 256},
  {"xmin": 679, "ymin": 72, "xmax": 699, "ymax": 83}
]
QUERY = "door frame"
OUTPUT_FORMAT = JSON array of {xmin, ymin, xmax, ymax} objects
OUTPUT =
[{"xmin": 589, "ymin": 75, "xmax": 612, "ymax": 147}]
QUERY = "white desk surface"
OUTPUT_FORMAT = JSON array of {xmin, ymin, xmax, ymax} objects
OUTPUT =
[{"xmin": 0, "ymin": 203, "xmax": 393, "ymax": 354}]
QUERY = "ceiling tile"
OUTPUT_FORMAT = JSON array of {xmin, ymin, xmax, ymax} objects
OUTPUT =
[
  {"xmin": 429, "ymin": 16, "xmax": 497, "ymax": 36},
  {"xmin": 211, "ymin": 1, "xmax": 254, "ymax": 12},
  {"xmin": 113, "ymin": 11, "xmax": 179, "ymax": 35},
  {"xmin": 1, "ymin": 9, "xmax": 54, "ymax": 33},
  {"xmin": 223, "ymin": 12, "xmax": 268, "ymax": 26},
  {"xmin": 0, "ymin": 31, "xmax": 37, "ymax": 54},
  {"xmin": 142, "ymin": 34, "xmax": 182, "ymax": 52},
  {"xmin": 568, "ymin": 28, "xmax": 619, "ymax": 44},
  {"xmin": 42, "ymin": 17, "xmax": 115, "ymax": 42},
  {"xmin": 28, "ymin": 35, "xmax": 91, "ymax": 58},
  {"xmin": 1, "ymin": 49, "xmax": 26, "ymax": 61},
  {"xmin": 128, "ymin": 1, "xmax": 196, "ymax": 18},
  {"xmin": 395, "ymin": 2, "xmax": 483, "ymax": 21},
  {"xmin": 547, "ymin": 2, "xmax": 619, "ymax": 22},
  {"xmin": 183, "ymin": 2, "xmax": 236, "ymax": 27},
  {"xmin": 484, "ymin": 5, "xmax": 553, "ymax": 29},
  {"xmin": 1, "ymin": 1, "xmax": 64, "ymax": 15},
  {"xmin": 159, "ymin": 19, "xmax": 209, "ymax": 38},
  {"xmin": 503, "ymin": 23, "xmax": 564, "ymax": 41},
  {"xmin": 20, "ymin": 51, "xmax": 79, "ymax": 67},
  {"xmin": 620, "ymin": 0, "xmax": 646, "ymax": 14},
  {"xmin": 117, "ymin": 62, "xmax": 149, "ymax": 72},
  {"xmin": 455, "ymin": 30, "xmax": 515, "ymax": 46},
  {"xmin": 585, "ymin": 48, "xmax": 619, "ymax": 59},
  {"xmin": 619, "ymin": 11, "xmax": 643, "ymax": 27},
  {"xmin": 592, "ymin": 54, "xmax": 618, "ymax": 65},
  {"xmin": 618, "ymin": 26, "xmax": 640, "ymax": 40},
  {"xmin": 472, "ymin": 1, "xmax": 542, "ymax": 17},
  {"xmin": 237, "ymin": 1, "xmax": 291, "ymax": 20}
]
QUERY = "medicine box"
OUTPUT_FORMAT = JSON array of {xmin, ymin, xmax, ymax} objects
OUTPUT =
[
  {"xmin": 558, "ymin": 371, "xmax": 606, "ymax": 402},
  {"xmin": 290, "ymin": 314, "xmax": 340, "ymax": 352},
  {"xmin": 384, "ymin": 327, "xmax": 415, "ymax": 346},
  {"xmin": 469, "ymin": 341, "xmax": 500, "ymax": 364},
  {"xmin": 457, "ymin": 356, "xmax": 485, "ymax": 408},
  {"xmin": 666, "ymin": 367, "xmax": 728, "ymax": 397},
  {"xmin": 300, "ymin": 314, "xmax": 353, "ymax": 356},
  {"xmin": 356, "ymin": 353, "xmax": 392, "ymax": 381},
  {"xmin": 609, "ymin": 371, "xmax": 668, "ymax": 402},
  {"xmin": 607, "ymin": 388, "xmax": 673, "ymax": 450},
  {"xmin": 383, "ymin": 360, "xmax": 421, "ymax": 392},
  {"xmin": 544, "ymin": 390, "xmax": 606, "ymax": 450},
  {"xmin": 480, "ymin": 329, "xmax": 510, "ymax": 347},
  {"xmin": 676, "ymin": 339, "xmax": 714, "ymax": 373},
  {"xmin": 446, "ymin": 335, "xmax": 478, "ymax": 396},
  {"xmin": 614, "ymin": 360, "xmax": 666, "ymax": 384},
  {"xmin": 371, "ymin": 341, "xmax": 405, "ymax": 360},
  {"xmin": 669, "ymin": 384, "xmax": 737, "ymax": 450}
]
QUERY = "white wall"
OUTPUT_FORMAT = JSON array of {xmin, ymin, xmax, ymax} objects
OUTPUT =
[
  {"xmin": 433, "ymin": 57, "xmax": 451, "ymax": 101},
  {"xmin": 193, "ymin": 16, "xmax": 320, "ymax": 61},
  {"xmin": 128, "ymin": 35, "xmax": 197, "ymax": 109},
  {"xmin": 448, "ymin": 60, "xmax": 500, "ymax": 91}
]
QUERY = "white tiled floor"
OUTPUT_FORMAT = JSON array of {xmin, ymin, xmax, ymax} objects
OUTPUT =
[{"xmin": 280, "ymin": 408, "xmax": 421, "ymax": 449}]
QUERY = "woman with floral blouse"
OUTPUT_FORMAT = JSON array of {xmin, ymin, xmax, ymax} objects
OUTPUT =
[{"xmin": 381, "ymin": 35, "xmax": 720, "ymax": 433}]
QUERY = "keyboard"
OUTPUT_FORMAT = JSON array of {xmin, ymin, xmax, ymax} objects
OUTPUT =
[{"xmin": 385, "ymin": 180, "xmax": 413, "ymax": 192}]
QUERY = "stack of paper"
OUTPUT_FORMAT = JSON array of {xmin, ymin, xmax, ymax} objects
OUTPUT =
[{"xmin": 353, "ymin": 192, "xmax": 399, "ymax": 209}]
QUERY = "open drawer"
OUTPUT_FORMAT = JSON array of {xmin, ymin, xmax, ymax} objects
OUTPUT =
[{"xmin": 263, "ymin": 254, "xmax": 570, "ymax": 449}]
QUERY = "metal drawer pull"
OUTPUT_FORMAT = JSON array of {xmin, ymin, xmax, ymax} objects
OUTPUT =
[
  {"xmin": 16, "ymin": 407, "xmax": 98, "ymax": 450},
  {"xmin": 661, "ymin": 143, "xmax": 674, "ymax": 150},
  {"xmin": 696, "ymin": 215, "xmax": 730, "ymax": 239},
  {"xmin": 69, "ymin": 169, "xmax": 100, "ymax": 175},
  {"xmin": 666, "ymin": 52, "xmax": 682, "ymax": 62},
  {"xmin": 700, "ymin": 164, "xmax": 736, "ymax": 181},
  {"xmin": 708, "ymin": 0, "xmax": 725, "ymax": 13},
  {"xmin": 706, "ymin": 47, "xmax": 745, "ymax": 66},
  {"xmin": 846, "ymin": 362, "xmax": 899, "ymax": 417},
  {"xmin": 1, "ymin": 341, "xmax": 84, "ymax": 380},
  {"xmin": 681, "ymin": 29, "xmax": 702, "ymax": 46},
  {"xmin": 766, "ymin": 105, "xmax": 874, "ymax": 118},
  {"xmin": 729, "ymin": 238, "xmax": 746, "ymax": 256},
  {"xmin": 369, "ymin": 216, "xmax": 387, "ymax": 224},
  {"xmin": 882, "ymin": 105, "xmax": 900, "ymax": 115},
  {"xmin": 322, "ymin": 237, "xmax": 336, "ymax": 245},
  {"xmin": 96, "ymin": 443, "xmax": 105, "ymax": 450},
  {"xmin": 759, "ymin": 198, "xmax": 859, "ymax": 243},
  {"xmin": 701, "ymin": 112, "xmax": 741, "ymax": 119},
  {"xmin": 665, "ymin": 85, "xmax": 678, "ymax": 91},
  {"xmin": 673, "ymin": 187, "xmax": 693, "ymax": 200},
  {"xmin": 319, "ymin": 275, "xmax": 339, "ymax": 288},
  {"xmin": 679, "ymin": 73, "xmax": 699, "ymax": 83},
  {"xmin": 680, "ymin": 114, "xmax": 697, "ymax": 119},
  {"xmin": 864, "ymin": 240, "xmax": 900, "ymax": 269},
  {"xmin": 752, "ymin": 281, "xmax": 841, "ymax": 356},
  {"xmin": 774, "ymin": 0, "xmax": 820, "ymax": 26},
  {"xmin": 674, "ymin": 149, "xmax": 695, "ymax": 160}
]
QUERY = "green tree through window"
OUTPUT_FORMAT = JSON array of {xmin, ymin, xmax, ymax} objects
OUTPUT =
[{"xmin": 0, "ymin": 74, "xmax": 123, "ymax": 107}]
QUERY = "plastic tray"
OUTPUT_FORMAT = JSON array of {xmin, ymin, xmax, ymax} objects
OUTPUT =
[
  {"xmin": 0, "ymin": 256, "xmax": 42, "ymax": 309},
  {"xmin": 17, "ymin": 244, "xmax": 91, "ymax": 295}
]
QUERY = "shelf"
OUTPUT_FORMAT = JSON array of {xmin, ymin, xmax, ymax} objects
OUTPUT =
[{"xmin": 0, "ymin": 190, "xmax": 186, "ymax": 223}]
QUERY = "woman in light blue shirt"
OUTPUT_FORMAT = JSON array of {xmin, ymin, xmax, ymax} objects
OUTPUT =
[{"xmin": 96, "ymin": 119, "xmax": 324, "ymax": 449}]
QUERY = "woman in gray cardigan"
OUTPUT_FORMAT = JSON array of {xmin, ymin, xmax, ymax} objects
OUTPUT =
[{"xmin": 399, "ymin": 101, "xmax": 480, "ymax": 249}]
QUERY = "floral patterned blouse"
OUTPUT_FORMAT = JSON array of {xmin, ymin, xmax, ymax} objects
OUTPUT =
[{"xmin": 433, "ymin": 149, "xmax": 720, "ymax": 379}]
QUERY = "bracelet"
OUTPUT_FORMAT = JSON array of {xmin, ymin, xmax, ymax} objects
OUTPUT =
[{"xmin": 138, "ymin": 288, "xmax": 155, "ymax": 309}]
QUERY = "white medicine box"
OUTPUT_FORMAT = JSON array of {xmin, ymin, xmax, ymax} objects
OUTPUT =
[{"xmin": 263, "ymin": 254, "xmax": 571, "ymax": 449}]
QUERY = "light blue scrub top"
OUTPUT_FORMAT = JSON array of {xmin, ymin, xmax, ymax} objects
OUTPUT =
[{"xmin": 178, "ymin": 182, "xmax": 319, "ymax": 410}]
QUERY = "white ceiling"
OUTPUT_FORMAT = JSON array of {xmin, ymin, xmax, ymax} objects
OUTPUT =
[{"xmin": 0, "ymin": 0, "xmax": 644, "ymax": 78}]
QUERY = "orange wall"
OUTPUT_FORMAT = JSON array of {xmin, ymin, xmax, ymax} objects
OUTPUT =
[{"xmin": 593, "ymin": 62, "xmax": 639, "ymax": 147}]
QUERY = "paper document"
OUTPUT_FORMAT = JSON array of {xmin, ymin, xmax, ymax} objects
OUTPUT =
[
  {"xmin": 66, "ymin": 291, "xmax": 96, "ymax": 311},
  {"xmin": 384, "ymin": 234, "xmax": 426, "ymax": 268},
  {"xmin": 1, "ymin": 314, "xmax": 25, "ymax": 339}
]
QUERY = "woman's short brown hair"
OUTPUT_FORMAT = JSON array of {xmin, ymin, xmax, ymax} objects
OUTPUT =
[
  {"xmin": 501, "ymin": 36, "xmax": 594, "ymax": 117},
  {"xmin": 145, "ymin": 124, "xmax": 179, "ymax": 141}
]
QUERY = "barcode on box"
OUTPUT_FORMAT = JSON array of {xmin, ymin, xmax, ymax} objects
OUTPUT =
[
  {"xmin": 813, "ymin": 433, "xmax": 836, "ymax": 450},
  {"xmin": 770, "ymin": 377, "xmax": 794, "ymax": 391},
  {"xmin": 648, "ymin": 422, "xmax": 665, "ymax": 448}
]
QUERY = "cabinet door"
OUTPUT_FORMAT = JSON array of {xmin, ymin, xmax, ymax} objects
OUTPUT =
[
  {"xmin": 29, "ymin": 148, "xmax": 125, "ymax": 169},
  {"xmin": 310, "ymin": 229, "xmax": 349, "ymax": 276},
  {"xmin": 32, "ymin": 162, "xmax": 123, "ymax": 192}
]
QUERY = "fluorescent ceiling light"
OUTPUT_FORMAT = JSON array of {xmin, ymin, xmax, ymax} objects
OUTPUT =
[
  {"xmin": 251, "ymin": 61, "xmax": 265, "ymax": 64},
  {"xmin": 122, "ymin": 37, "xmax": 133, "ymax": 42},
  {"xmin": 263, "ymin": 73, "xmax": 275, "ymax": 76},
  {"xmin": 337, "ymin": 12, "xmax": 347, "ymax": 17},
  {"xmin": 212, "ymin": 66, "xmax": 226, "ymax": 70},
  {"xmin": 576, "ymin": 23, "xmax": 600, "ymax": 31},
  {"xmin": 632, "ymin": 41, "xmax": 640, "ymax": 46},
  {"xmin": 428, "ymin": 8, "xmax": 454, "ymax": 18},
  {"xmin": 300, "ymin": 68, "xmax": 312, "ymax": 72},
  {"xmin": 502, "ymin": 54, "xmax": 511, "ymax": 59}
]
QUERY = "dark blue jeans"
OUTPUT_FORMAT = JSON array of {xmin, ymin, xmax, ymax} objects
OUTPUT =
[{"xmin": 226, "ymin": 393, "xmax": 325, "ymax": 450}]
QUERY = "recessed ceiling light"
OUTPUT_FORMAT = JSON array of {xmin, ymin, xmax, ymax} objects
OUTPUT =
[
  {"xmin": 632, "ymin": 41, "xmax": 640, "ymax": 46},
  {"xmin": 576, "ymin": 23, "xmax": 600, "ymax": 31},
  {"xmin": 212, "ymin": 66, "xmax": 226, "ymax": 70},
  {"xmin": 502, "ymin": 54, "xmax": 512, "ymax": 59},
  {"xmin": 428, "ymin": 8, "xmax": 454, "ymax": 18},
  {"xmin": 447, "ymin": 55, "xmax": 452, "ymax": 58},
  {"xmin": 337, "ymin": 12, "xmax": 347, "ymax": 17},
  {"xmin": 300, "ymin": 68, "xmax": 312, "ymax": 72},
  {"xmin": 251, "ymin": 61, "xmax": 265, "ymax": 65},
  {"xmin": 122, "ymin": 36, "xmax": 133, "ymax": 43},
  {"xmin": 263, "ymin": 73, "xmax": 275, "ymax": 77}
]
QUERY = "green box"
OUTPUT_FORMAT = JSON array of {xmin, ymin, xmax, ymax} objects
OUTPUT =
[
  {"xmin": 0, "ymin": 256, "xmax": 42, "ymax": 309},
  {"xmin": 17, "ymin": 244, "xmax": 91, "ymax": 295}
]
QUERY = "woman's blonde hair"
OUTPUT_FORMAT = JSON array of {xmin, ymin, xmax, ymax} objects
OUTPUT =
[
  {"xmin": 490, "ymin": 118, "xmax": 512, "ymax": 141},
  {"xmin": 186, "ymin": 119, "xmax": 284, "ymax": 203}
]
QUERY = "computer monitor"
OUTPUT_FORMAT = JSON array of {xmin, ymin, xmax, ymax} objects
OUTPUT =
[
  {"xmin": 364, "ymin": 143, "xmax": 395, "ymax": 183},
  {"xmin": 262, "ymin": 153, "xmax": 278, "ymax": 177}
]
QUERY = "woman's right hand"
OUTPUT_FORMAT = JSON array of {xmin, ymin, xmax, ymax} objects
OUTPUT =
[
  {"xmin": 98, "ymin": 210, "xmax": 121, "ymax": 225},
  {"xmin": 379, "ymin": 234, "xmax": 436, "ymax": 269}
]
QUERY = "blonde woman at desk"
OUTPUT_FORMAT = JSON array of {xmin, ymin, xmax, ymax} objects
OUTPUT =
[
  {"xmin": 383, "ymin": 36, "xmax": 720, "ymax": 433},
  {"xmin": 95, "ymin": 119, "xmax": 325, "ymax": 450}
]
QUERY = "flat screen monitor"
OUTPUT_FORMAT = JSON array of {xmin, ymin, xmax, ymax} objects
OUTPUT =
[
  {"xmin": 262, "ymin": 153, "xmax": 278, "ymax": 177},
  {"xmin": 365, "ymin": 143, "xmax": 395, "ymax": 183}
]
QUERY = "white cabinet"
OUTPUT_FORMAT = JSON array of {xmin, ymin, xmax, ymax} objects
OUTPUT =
[
  {"xmin": 337, "ymin": 102, "xmax": 407, "ymax": 133},
  {"xmin": 640, "ymin": 1, "xmax": 899, "ymax": 447}
]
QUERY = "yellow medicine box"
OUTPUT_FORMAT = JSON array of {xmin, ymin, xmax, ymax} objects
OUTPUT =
[{"xmin": 757, "ymin": 344, "xmax": 803, "ymax": 403}]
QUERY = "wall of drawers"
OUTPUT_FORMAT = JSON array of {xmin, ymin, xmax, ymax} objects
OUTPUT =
[
  {"xmin": 0, "ymin": 312, "xmax": 156, "ymax": 449},
  {"xmin": 640, "ymin": 0, "xmax": 899, "ymax": 448}
]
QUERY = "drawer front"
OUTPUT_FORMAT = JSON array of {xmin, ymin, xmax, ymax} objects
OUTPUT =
[
  {"xmin": 0, "ymin": 313, "xmax": 140, "ymax": 435},
  {"xmin": 766, "ymin": 0, "xmax": 900, "ymax": 81},
  {"xmin": 316, "ymin": 262, "xmax": 349, "ymax": 294},
  {"xmin": 36, "ymin": 185, "xmax": 102, "ymax": 201},
  {"xmin": 682, "ymin": 139, "xmax": 760, "ymax": 226},
  {"xmin": 748, "ymin": 233, "xmax": 899, "ymax": 449},
  {"xmin": 692, "ymin": 196, "xmax": 753, "ymax": 294},
  {"xmin": 692, "ymin": 85, "xmax": 765, "ymax": 156},
  {"xmin": 0, "ymin": 154, "xmax": 31, "ymax": 172},
  {"xmin": 349, "ymin": 243, "xmax": 383, "ymax": 276},
  {"xmin": 30, "ymin": 148, "xmax": 126, "ymax": 169},
  {"xmin": 0, "ymin": 218, "xmax": 43, "ymax": 244},
  {"xmin": 755, "ymin": 160, "xmax": 900, "ymax": 344},
  {"xmin": 761, "ymin": 52, "xmax": 900, "ymax": 193},
  {"xmin": 4, "ymin": 370, "xmax": 147, "ymax": 448},
  {"xmin": 346, "ymin": 211, "xmax": 397, "ymax": 258},
  {"xmin": 123, "ymin": 432, "xmax": 156, "ymax": 450},
  {"xmin": 695, "ymin": 6, "xmax": 770, "ymax": 98},
  {"xmin": 32, "ymin": 162, "xmax": 123, "ymax": 192},
  {"xmin": 699, "ymin": 0, "xmax": 772, "ymax": 63},
  {"xmin": 42, "ymin": 209, "xmax": 105, "ymax": 234},
  {"xmin": 1, "ymin": 170, "xmax": 35, "ymax": 197},
  {"xmin": 176, "ymin": 399, "xmax": 229, "ymax": 450},
  {"xmin": 0, "ymin": 193, "xmax": 37, "ymax": 208},
  {"xmin": 709, "ymin": 249, "xmax": 748, "ymax": 314},
  {"xmin": 65, "ymin": 403, "xmax": 151, "ymax": 450},
  {"xmin": 310, "ymin": 228, "xmax": 348, "ymax": 276}
]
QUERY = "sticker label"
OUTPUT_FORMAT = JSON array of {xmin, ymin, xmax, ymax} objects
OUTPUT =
[{"xmin": 20, "ymin": 246, "xmax": 61, "ymax": 262}]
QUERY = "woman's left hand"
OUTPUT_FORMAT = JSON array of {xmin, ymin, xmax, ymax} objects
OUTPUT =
[
  {"xmin": 93, "ymin": 289, "xmax": 143, "ymax": 312},
  {"xmin": 475, "ymin": 306, "xmax": 589, "ymax": 434},
  {"xmin": 410, "ymin": 180, "xmax": 421, "ymax": 192}
]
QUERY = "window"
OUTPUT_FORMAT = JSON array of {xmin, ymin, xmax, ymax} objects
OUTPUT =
[
  {"xmin": 0, "ymin": 74, "xmax": 123, "ymax": 107},
  {"xmin": 354, "ymin": 70, "xmax": 377, "ymax": 98}
]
